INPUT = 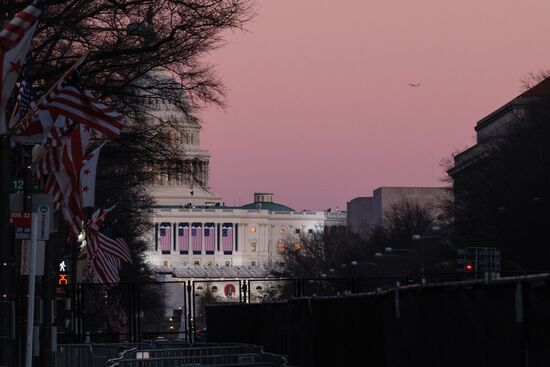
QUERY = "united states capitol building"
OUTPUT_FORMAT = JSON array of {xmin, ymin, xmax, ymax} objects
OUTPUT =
[{"xmin": 145, "ymin": 104, "xmax": 347, "ymax": 279}]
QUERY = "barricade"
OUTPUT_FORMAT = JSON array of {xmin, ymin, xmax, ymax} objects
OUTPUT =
[
  {"xmin": 108, "ymin": 343, "xmax": 287, "ymax": 367},
  {"xmin": 56, "ymin": 343, "xmax": 153, "ymax": 367},
  {"xmin": 206, "ymin": 274, "xmax": 550, "ymax": 367}
]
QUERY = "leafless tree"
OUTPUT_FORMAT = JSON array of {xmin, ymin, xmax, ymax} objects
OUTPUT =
[
  {"xmin": 274, "ymin": 230, "xmax": 369, "ymax": 278},
  {"xmin": 2, "ymin": 0, "xmax": 255, "ymax": 333}
]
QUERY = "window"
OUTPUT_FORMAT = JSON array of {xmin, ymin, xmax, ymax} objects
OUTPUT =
[
  {"xmin": 279, "ymin": 228, "xmax": 285, "ymax": 235},
  {"xmin": 250, "ymin": 226, "xmax": 257, "ymax": 233},
  {"xmin": 251, "ymin": 261, "xmax": 256, "ymax": 266},
  {"xmin": 295, "ymin": 228, "xmax": 300, "ymax": 234},
  {"xmin": 250, "ymin": 241, "xmax": 256, "ymax": 252},
  {"xmin": 277, "ymin": 240, "xmax": 285, "ymax": 253},
  {"xmin": 163, "ymin": 260, "xmax": 169, "ymax": 268},
  {"xmin": 308, "ymin": 229, "xmax": 313, "ymax": 234},
  {"xmin": 225, "ymin": 260, "xmax": 231, "ymax": 267},
  {"xmin": 211, "ymin": 286, "xmax": 218, "ymax": 293},
  {"xmin": 206, "ymin": 260, "xmax": 213, "ymax": 267},
  {"xmin": 194, "ymin": 260, "xmax": 200, "ymax": 266},
  {"xmin": 180, "ymin": 260, "xmax": 187, "ymax": 265}
]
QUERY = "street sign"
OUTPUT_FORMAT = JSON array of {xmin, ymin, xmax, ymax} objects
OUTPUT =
[
  {"xmin": 37, "ymin": 206, "xmax": 51, "ymax": 241},
  {"xmin": 10, "ymin": 212, "xmax": 32, "ymax": 239},
  {"xmin": 20, "ymin": 240, "xmax": 45, "ymax": 276},
  {"xmin": 10, "ymin": 178, "xmax": 40, "ymax": 193},
  {"xmin": 11, "ymin": 178, "xmax": 23, "ymax": 193}
]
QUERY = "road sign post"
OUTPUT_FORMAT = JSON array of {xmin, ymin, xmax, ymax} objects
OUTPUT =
[{"xmin": 25, "ymin": 213, "xmax": 39, "ymax": 367}]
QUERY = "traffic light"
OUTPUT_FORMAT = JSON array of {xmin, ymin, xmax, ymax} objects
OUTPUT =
[{"xmin": 457, "ymin": 247, "xmax": 501, "ymax": 274}]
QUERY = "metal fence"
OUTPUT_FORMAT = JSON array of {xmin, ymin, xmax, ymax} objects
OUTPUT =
[
  {"xmin": 56, "ymin": 343, "xmax": 154, "ymax": 367},
  {"xmin": 63, "ymin": 273, "xmax": 534, "ymax": 344},
  {"xmin": 107, "ymin": 343, "xmax": 287, "ymax": 367},
  {"xmin": 57, "ymin": 342, "xmax": 288, "ymax": 367}
]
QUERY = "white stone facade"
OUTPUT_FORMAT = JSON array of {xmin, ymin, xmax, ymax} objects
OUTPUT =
[
  {"xmin": 148, "ymin": 204, "xmax": 346, "ymax": 271},
  {"xmin": 145, "ymin": 102, "xmax": 347, "ymax": 275}
]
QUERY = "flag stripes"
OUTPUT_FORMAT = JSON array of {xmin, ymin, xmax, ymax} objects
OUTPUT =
[
  {"xmin": 191, "ymin": 224, "xmax": 202, "ymax": 253},
  {"xmin": 159, "ymin": 224, "xmax": 171, "ymax": 252},
  {"xmin": 41, "ymin": 83, "xmax": 124, "ymax": 138},
  {"xmin": 0, "ymin": 0, "xmax": 44, "ymax": 51},
  {"xmin": 83, "ymin": 228, "xmax": 132, "ymax": 286},
  {"xmin": 178, "ymin": 224, "xmax": 189, "ymax": 252},
  {"xmin": 204, "ymin": 224, "xmax": 215, "ymax": 253},
  {"xmin": 222, "ymin": 225, "xmax": 233, "ymax": 253}
]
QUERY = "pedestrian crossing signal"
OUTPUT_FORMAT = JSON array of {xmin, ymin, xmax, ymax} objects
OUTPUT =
[{"xmin": 58, "ymin": 274, "xmax": 68, "ymax": 286}]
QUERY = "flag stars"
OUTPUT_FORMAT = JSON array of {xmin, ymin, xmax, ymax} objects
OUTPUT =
[
  {"xmin": 83, "ymin": 169, "xmax": 91, "ymax": 175},
  {"xmin": 82, "ymin": 185, "xmax": 90, "ymax": 192},
  {"xmin": 9, "ymin": 60, "xmax": 22, "ymax": 74}
]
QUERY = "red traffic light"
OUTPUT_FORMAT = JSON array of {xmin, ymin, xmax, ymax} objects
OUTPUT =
[{"xmin": 465, "ymin": 264, "xmax": 474, "ymax": 271}]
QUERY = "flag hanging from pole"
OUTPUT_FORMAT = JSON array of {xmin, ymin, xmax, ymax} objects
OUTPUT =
[
  {"xmin": 80, "ymin": 227, "xmax": 132, "ymax": 286},
  {"xmin": 0, "ymin": 23, "xmax": 37, "ymax": 134},
  {"xmin": 9, "ymin": 76, "xmax": 53, "ymax": 145},
  {"xmin": 0, "ymin": 0, "xmax": 46, "ymax": 133},
  {"xmin": 0, "ymin": 0, "xmax": 45, "ymax": 52},
  {"xmin": 40, "ymin": 81, "xmax": 124, "ymax": 139},
  {"xmin": 80, "ymin": 143, "xmax": 104, "ymax": 208}
]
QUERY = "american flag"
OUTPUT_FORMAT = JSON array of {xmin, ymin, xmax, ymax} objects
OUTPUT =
[
  {"xmin": 8, "ymin": 75, "xmax": 43, "ymax": 140},
  {"xmin": 80, "ymin": 228, "xmax": 131, "ymax": 286},
  {"xmin": 60, "ymin": 124, "xmax": 90, "ymax": 182},
  {"xmin": 84, "ymin": 233, "xmax": 119, "ymax": 285},
  {"xmin": 0, "ymin": 0, "xmax": 45, "ymax": 133},
  {"xmin": 42, "ymin": 116, "xmax": 78, "ymax": 148},
  {"xmin": 86, "ymin": 204, "xmax": 116, "ymax": 232},
  {"xmin": 44, "ymin": 173, "xmax": 62, "ymax": 211},
  {"xmin": 35, "ymin": 123, "xmax": 90, "ymax": 179},
  {"xmin": 0, "ymin": 0, "xmax": 45, "ymax": 52},
  {"xmin": 159, "ymin": 224, "xmax": 171, "ymax": 252},
  {"xmin": 222, "ymin": 225, "xmax": 233, "ymax": 253},
  {"xmin": 204, "ymin": 225, "xmax": 215, "ymax": 253},
  {"xmin": 97, "ymin": 229, "xmax": 132, "ymax": 265},
  {"xmin": 61, "ymin": 191, "xmax": 84, "ymax": 240},
  {"xmin": 191, "ymin": 225, "xmax": 202, "ymax": 253},
  {"xmin": 39, "ymin": 81, "xmax": 124, "ymax": 139},
  {"xmin": 178, "ymin": 224, "xmax": 189, "ymax": 253}
]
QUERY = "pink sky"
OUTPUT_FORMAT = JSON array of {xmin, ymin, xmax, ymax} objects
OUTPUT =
[{"xmin": 200, "ymin": 0, "xmax": 550, "ymax": 210}]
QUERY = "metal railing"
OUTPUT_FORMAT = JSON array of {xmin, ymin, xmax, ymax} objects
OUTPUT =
[
  {"xmin": 107, "ymin": 344, "xmax": 287, "ymax": 367},
  {"xmin": 56, "ymin": 342, "xmax": 154, "ymax": 367}
]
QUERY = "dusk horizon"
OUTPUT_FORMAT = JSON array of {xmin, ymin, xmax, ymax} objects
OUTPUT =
[{"xmin": 200, "ymin": 0, "xmax": 550, "ymax": 210}]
